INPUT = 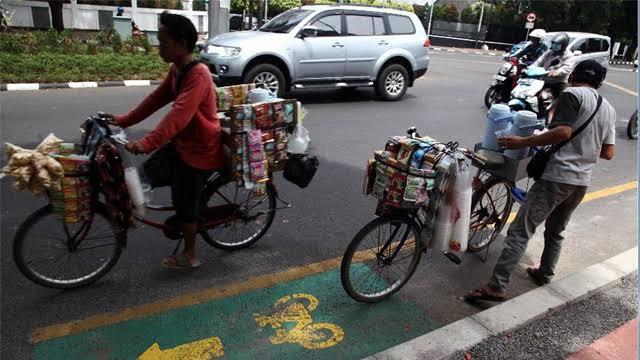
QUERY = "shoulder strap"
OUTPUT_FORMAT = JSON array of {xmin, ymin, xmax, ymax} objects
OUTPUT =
[
  {"xmin": 551, "ymin": 94, "xmax": 602, "ymax": 153},
  {"xmin": 175, "ymin": 60, "xmax": 200, "ymax": 94}
]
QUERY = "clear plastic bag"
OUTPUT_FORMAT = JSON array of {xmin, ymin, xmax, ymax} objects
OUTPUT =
[{"xmin": 287, "ymin": 122, "xmax": 310, "ymax": 154}]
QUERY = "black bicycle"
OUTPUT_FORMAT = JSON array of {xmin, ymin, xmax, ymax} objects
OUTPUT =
[{"xmin": 340, "ymin": 129, "xmax": 486, "ymax": 303}]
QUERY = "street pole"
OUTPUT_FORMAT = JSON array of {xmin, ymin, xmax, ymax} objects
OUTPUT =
[
  {"xmin": 477, "ymin": 1, "xmax": 484, "ymax": 33},
  {"xmin": 426, "ymin": 1, "xmax": 435, "ymax": 37},
  {"xmin": 208, "ymin": 0, "xmax": 219, "ymax": 36},
  {"xmin": 264, "ymin": 0, "xmax": 268, "ymax": 22}
]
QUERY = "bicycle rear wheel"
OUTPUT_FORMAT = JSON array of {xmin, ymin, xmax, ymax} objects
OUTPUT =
[
  {"xmin": 13, "ymin": 204, "xmax": 123, "ymax": 289},
  {"xmin": 468, "ymin": 177, "xmax": 514, "ymax": 253},
  {"xmin": 199, "ymin": 180, "xmax": 276, "ymax": 250},
  {"xmin": 340, "ymin": 216, "xmax": 422, "ymax": 303}
]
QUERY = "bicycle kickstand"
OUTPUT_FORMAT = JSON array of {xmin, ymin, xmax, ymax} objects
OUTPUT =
[{"xmin": 172, "ymin": 238, "xmax": 183, "ymax": 255}]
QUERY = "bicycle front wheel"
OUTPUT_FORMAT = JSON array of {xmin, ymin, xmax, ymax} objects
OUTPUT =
[
  {"xmin": 13, "ymin": 204, "xmax": 123, "ymax": 289},
  {"xmin": 340, "ymin": 216, "xmax": 422, "ymax": 303}
]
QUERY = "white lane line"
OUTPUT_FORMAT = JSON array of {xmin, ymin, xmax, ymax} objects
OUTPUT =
[{"xmin": 603, "ymin": 81, "xmax": 638, "ymax": 97}]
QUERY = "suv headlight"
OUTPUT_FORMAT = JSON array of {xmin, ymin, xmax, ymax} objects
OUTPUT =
[{"xmin": 205, "ymin": 45, "xmax": 241, "ymax": 57}]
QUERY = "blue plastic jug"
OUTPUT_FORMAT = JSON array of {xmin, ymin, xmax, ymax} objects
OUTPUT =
[{"xmin": 482, "ymin": 104, "xmax": 513, "ymax": 150}]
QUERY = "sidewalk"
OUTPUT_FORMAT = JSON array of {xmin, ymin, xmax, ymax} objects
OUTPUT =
[
  {"xmin": 567, "ymin": 318, "xmax": 638, "ymax": 360},
  {"xmin": 366, "ymin": 247, "xmax": 638, "ymax": 360}
]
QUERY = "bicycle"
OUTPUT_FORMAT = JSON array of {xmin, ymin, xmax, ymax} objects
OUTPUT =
[
  {"xmin": 340, "ymin": 128, "xmax": 488, "ymax": 303},
  {"xmin": 627, "ymin": 110, "xmax": 637, "ymax": 140},
  {"xmin": 13, "ymin": 115, "xmax": 288, "ymax": 289}
]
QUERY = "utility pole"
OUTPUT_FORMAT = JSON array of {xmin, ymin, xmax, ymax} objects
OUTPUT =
[
  {"xmin": 208, "ymin": 0, "xmax": 229, "ymax": 36},
  {"xmin": 426, "ymin": 0, "xmax": 437, "ymax": 38},
  {"xmin": 477, "ymin": 1, "xmax": 484, "ymax": 33}
]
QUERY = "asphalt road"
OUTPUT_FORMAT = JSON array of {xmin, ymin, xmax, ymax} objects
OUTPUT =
[{"xmin": 1, "ymin": 53, "xmax": 637, "ymax": 359}]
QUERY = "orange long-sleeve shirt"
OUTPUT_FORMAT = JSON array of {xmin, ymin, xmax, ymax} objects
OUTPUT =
[{"xmin": 115, "ymin": 63, "xmax": 223, "ymax": 170}]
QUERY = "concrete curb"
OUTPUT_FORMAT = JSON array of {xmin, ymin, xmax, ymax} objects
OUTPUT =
[
  {"xmin": 364, "ymin": 246, "xmax": 638, "ymax": 360},
  {"xmin": 0, "ymin": 80, "xmax": 162, "ymax": 92}
]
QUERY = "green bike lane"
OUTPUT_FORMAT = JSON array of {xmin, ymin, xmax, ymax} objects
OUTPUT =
[
  {"xmin": 31, "ymin": 181, "xmax": 637, "ymax": 360},
  {"xmin": 33, "ymin": 267, "xmax": 438, "ymax": 359}
]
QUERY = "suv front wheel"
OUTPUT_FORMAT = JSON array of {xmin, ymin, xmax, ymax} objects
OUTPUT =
[
  {"xmin": 243, "ymin": 64, "xmax": 286, "ymax": 98},
  {"xmin": 376, "ymin": 64, "xmax": 409, "ymax": 101}
]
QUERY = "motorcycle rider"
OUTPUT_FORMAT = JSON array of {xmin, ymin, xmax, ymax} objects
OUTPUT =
[
  {"xmin": 531, "ymin": 32, "xmax": 576, "ymax": 99},
  {"xmin": 519, "ymin": 29, "xmax": 547, "ymax": 65}
]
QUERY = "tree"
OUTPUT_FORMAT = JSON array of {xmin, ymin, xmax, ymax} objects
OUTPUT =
[
  {"xmin": 48, "ymin": 0, "xmax": 64, "ymax": 31},
  {"xmin": 431, "ymin": 3, "xmax": 458, "ymax": 22}
]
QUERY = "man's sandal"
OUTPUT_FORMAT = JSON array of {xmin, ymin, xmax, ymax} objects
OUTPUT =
[
  {"xmin": 161, "ymin": 254, "xmax": 201, "ymax": 270},
  {"xmin": 464, "ymin": 288, "xmax": 507, "ymax": 303}
]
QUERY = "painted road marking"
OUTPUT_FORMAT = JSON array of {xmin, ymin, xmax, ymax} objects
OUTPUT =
[
  {"xmin": 254, "ymin": 293, "xmax": 345, "ymax": 349},
  {"xmin": 603, "ymin": 81, "xmax": 638, "ymax": 97},
  {"xmin": 34, "ymin": 269, "xmax": 438, "ymax": 359},
  {"xmin": 506, "ymin": 180, "xmax": 637, "ymax": 224},
  {"xmin": 32, "ymin": 181, "xmax": 637, "ymax": 345},
  {"xmin": 137, "ymin": 336, "xmax": 224, "ymax": 359}
]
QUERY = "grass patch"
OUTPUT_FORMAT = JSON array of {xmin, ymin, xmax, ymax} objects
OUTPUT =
[{"xmin": 0, "ymin": 53, "xmax": 169, "ymax": 83}]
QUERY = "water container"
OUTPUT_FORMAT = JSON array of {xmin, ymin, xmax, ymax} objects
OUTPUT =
[
  {"xmin": 482, "ymin": 104, "xmax": 513, "ymax": 150},
  {"xmin": 505, "ymin": 110, "xmax": 538, "ymax": 159}
]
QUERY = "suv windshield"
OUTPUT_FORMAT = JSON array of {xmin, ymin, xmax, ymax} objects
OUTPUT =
[{"xmin": 259, "ymin": 9, "xmax": 312, "ymax": 33}]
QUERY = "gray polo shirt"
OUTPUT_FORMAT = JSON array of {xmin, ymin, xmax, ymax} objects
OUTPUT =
[{"xmin": 542, "ymin": 86, "xmax": 616, "ymax": 187}]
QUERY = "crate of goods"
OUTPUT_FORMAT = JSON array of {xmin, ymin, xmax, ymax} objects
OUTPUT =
[
  {"xmin": 364, "ymin": 136, "xmax": 447, "ymax": 212},
  {"xmin": 215, "ymin": 84, "xmax": 256, "ymax": 112},
  {"xmin": 49, "ymin": 143, "xmax": 92, "ymax": 223},
  {"xmin": 473, "ymin": 143, "xmax": 530, "ymax": 183},
  {"xmin": 224, "ymin": 99, "xmax": 299, "ymax": 186}
]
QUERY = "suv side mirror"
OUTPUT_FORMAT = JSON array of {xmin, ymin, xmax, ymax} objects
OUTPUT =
[
  {"xmin": 573, "ymin": 50, "xmax": 583, "ymax": 56},
  {"xmin": 298, "ymin": 26, "xmax": 319, "ymax": 39}
]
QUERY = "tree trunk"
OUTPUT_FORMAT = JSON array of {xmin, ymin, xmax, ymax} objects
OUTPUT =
[{"xmin": 48, "ymin": 1, "xmax": 64, "ymax": 31}]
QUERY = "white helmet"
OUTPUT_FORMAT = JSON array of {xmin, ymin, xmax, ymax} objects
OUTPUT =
[{"xmin": 530, "ymin": 29, "xmax": 546, "ymax": 39}]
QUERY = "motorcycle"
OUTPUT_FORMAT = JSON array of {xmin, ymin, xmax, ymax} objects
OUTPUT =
[
  {"xmin": 507, "ymin": 66, "xmax": 555, "ymax": 121},
  {"xmin": 484, "ymin": 57, "xmax": 525, "ymax": 108},
  {"xmin": 627, "ymin": 110, "xmax": 638, "ymax": 139}
]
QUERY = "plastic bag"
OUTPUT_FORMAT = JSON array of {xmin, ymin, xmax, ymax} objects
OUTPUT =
[
  {"xmin": 448, "ymin": 154, "xmax": 473, "ymax": 254},
  {"xmin": 287, "ymin": 122, "xmax": 310, "ymax": 154}
]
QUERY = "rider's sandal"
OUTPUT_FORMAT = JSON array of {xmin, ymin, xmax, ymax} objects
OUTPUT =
[
  {"xmin": 161, "ymin": 254, "xmax": 201, "ymax": 270},
  {"xmin": 464, "ymin": 288, "xmax": 507, "ymax": 303}
]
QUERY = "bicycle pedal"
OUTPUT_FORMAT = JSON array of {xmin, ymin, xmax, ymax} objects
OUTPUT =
[{"xmin": 443, "ymin": 252, "xmax": 462, "ymax": 265}]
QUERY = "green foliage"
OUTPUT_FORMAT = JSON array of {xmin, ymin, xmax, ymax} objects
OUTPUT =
[
  {"xmin": 0, "ymin": 53, "xmax": 169, "ymax": 83},
  {"xmin": 111, "ymin": 30, "xmax": 123, "ymax": 53},
  {"xmin": 193, "ymin": 0, "xmax": 206, "ymax": 11},
  {"xmin": 431, "ymin": 3, "xmax": 458, "ymax": 22},
  {"xmin": 0, "ymin": 33, "xmax": 26, "ymax": 54},
  {"xmin": 123, "ymin": 35, "xmax": 152, "ymax": 54}
]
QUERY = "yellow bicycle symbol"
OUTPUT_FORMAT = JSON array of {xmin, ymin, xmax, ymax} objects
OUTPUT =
[{"xmin": 254, "ymin": 293, "xmax": 345, "ymax": 350}]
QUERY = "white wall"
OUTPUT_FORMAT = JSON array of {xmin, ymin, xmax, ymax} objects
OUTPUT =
[{"xmin": 5, "ymin": 0, "xmax": 212, "ymax": 32}]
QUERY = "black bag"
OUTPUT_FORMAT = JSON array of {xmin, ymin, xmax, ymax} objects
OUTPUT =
[
  {"xmin": 527, "ymin": 95, "xmax": 602, "ymax": 180},
  {"xmin": 283, "ymin": 154, "xmax": 319, "ymax": 188}
]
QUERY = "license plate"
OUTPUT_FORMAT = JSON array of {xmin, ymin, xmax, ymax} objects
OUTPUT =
[{"xmin": 493, "ymin": 75, "xmax": 507, "ymax": 81}]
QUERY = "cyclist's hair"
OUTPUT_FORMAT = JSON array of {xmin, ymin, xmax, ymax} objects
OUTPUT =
[{"xmin": 159, "ymin": 11, "xmax": 197, "ymax": 53}]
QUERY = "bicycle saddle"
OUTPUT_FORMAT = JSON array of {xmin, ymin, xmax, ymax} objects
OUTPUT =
[{"xmin": 475, "ymin": 149, "xmax": 506, "ymax": 170}]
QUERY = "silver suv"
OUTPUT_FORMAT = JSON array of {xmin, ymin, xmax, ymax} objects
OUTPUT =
[{"xmin": 200, "ymin": 5, "xmax": 430, "ymax": 101}]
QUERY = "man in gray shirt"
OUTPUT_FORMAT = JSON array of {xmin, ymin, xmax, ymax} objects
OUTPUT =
[{"xmin": 466, "ymin": 60, "xmax": 616, "ymax": 302}]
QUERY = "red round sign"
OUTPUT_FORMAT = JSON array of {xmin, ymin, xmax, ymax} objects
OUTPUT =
[{"xmin": 527, "ymin": 13, "xmax": 536, "ymax": 22}]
